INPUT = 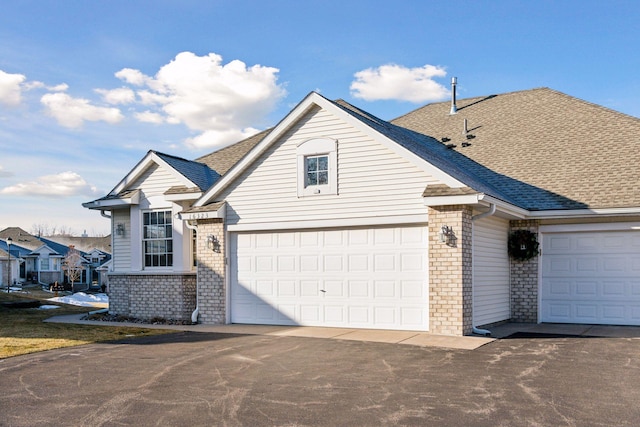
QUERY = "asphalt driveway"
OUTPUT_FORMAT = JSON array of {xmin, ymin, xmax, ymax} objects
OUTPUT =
[{"xmin": 1, "ymin": 331, "xmax": 639, "ymax": 426}]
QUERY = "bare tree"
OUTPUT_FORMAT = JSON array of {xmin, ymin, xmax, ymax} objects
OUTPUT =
[
  {"xmin": 62, "ymin": 245, "xmax": 84, "ymax": 293},
  {"xmin": 31, "ymin": 223, "xmax": 51, "ymax": 237}
]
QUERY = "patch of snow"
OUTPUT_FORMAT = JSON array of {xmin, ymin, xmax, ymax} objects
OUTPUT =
[
  {"xmin": 38, "ymin": 305, "xmax": 62, "ymax": 310},
  {"xmin": 47, "ymin": 292, "xmax": 109, "ymax": 308}
]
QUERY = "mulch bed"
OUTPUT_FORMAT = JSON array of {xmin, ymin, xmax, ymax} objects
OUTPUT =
[{"xmin": 83, "ymin": 312, "xmax": 194, "ymax": 326}]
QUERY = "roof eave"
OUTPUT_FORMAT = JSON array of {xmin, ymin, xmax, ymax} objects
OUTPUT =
[
  {"xmin": 164, "ymin": 192, "xmax": 203, "ymax": 202},
  {"xmin": 82, "ymin": 191, "xmax": 140, "ymax": 210},
  {"xmin": 423, "ymin": 193, "xmax": 528, "ymax": 219},
  {"xmin": 528, "ymin": 206, "xmax": 640, "ymax": 219}
]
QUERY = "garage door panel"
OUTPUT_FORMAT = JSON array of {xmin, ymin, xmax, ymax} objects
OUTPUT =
[
  {"xmin": 348, "ymin": 306, "xmax": 369, "ymax": 323},
  {"xmin": 256, "ymin": 280, "xmax": 274, "ymax": 296},
  {"xmin": 574, "ymin": 281, "xmax": 597, "ymax": 297},
  {"xmin": 324, "ymin": 255, "xmax": 343, "ymax": 271},
  {"xmin": 602, "ymin": 305, "xmax": 625, "ymax": 321},
  {"xmin": 278, "ymin": 280, "xmax": 296, "ymax": 296},
  {"xmin": 230, "ymin": 226, "xmax": 428, "ymax": 330},
  {"xmin": 347, "ymin": 229, "xmax": 369, "ymax": 245},
  {"xmin": 300, "ymin": 305, "xmax": 320, "ymax": 322},
  {"xmin": 324, "ymin": 305, "xmax": 344, "ymax": 322},
  {"xmin": 348, "ymin": 280, "xmax": 369, "ymax": 297},
  {"xmin": 348, "ymin": 254, "xmax": 369, "ymax": 271},
  {"xmin": 374, "ymin": 280, "xmax": 396, "ymax": 298},
  {"xmin": 374, "ymin": 254, "xmax": 396, "ymax": 271},
  {"xmin": 401, "ymin": 280, "xmax": 424, "ymax": 298},
  {"xmin": 542, "ymin": 230, "xmax": 640, "ymax": 325}
]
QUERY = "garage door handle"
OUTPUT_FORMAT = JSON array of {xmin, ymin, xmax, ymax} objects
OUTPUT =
[{"xmin": 320, "ymin": 290, "xmax": 326, "ymax": 293}]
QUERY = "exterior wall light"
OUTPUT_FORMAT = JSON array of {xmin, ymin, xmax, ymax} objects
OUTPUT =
[
  {"xmin": 207, "ymin": 234, "xmax": 221, "ymax": 253},
  {"xmin": 438, "ymin": 225, "xmax": 455, "ymax": 245},
  {"xmin": 116, "ymin": 223, "xmax": 125, "ymax": 236}
]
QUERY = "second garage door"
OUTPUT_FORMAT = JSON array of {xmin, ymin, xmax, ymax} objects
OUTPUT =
[
  {"xmin": 230, "ymin": 225, "xmax": 429, "ymax": 331},
  {"xmin": 541, "ymin": 230, "xmax": 640, "ymax": 325}
]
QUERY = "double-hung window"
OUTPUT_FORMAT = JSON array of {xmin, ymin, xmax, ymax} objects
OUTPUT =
[{"xmin": 143, "ymin": 210, "xmax": 173, "ymax": 267}]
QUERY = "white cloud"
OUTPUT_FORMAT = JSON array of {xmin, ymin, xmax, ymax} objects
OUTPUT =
[
  {"xmin": 115, "ymin": 51, "xmax": 286, "ymax": 149},
  {"xmin": 185, "ymin": 127, "xmax": 260, "ymax": 150},
  {"xmin": 0, "ymin": 165, "xmax": 14, "ymax": 178},
  {"xmin": 95, "ymin": 87, "xmax": 135, "ymax": 104},
  {"xmin": 134, "ymin": 110, "xmax": 164, "ymax": 124},
  {"xmin": 0, "ymin": 171, "xmax": 100, "ymax": 197},
  {"xmin": 48, "ymin": 83, "xmax": 69, "ymax": 92},
  {"xmin": 0, "ymin": 70, "xmax": 27, "ymax": 106},
  {"xmin": 115, "ymin": 68, "xmax": 150, "ymax": 86},
  {"xmin": 40, "ymin": 92, "xmax": 124, "ymax": 128},
  {"xmin": 350, "ymin": 64, "xmax": 449, "ymax": 103}
]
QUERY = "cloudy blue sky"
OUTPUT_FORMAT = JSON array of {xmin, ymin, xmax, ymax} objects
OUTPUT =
[{"xmin": 0, "ymin": 0, "xmax": 638, "ymax": 236}]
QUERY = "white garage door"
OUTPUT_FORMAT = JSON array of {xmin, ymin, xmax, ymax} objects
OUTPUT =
[
  {"xmin": 230, "ymin": 225, "xmax": 429, "ymax": 331},
  {"xmin": 541, "ymin": 230, "xmax": 640, "ymax": 325}
]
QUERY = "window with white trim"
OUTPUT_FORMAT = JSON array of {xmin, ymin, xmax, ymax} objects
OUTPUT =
[
  {"xmin": 297, "ymin": 138, "xmax": 337, "ymax": 197},
  {"xmin": 143, "ymin": 210, "xmax": 173, "ymax": 267},
  {"xmin": 39, "ymin": 257, "xmax": 60, "ymax": 271}
]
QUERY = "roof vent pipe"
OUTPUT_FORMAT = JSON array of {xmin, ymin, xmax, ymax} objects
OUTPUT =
[{"xmin": 449, "ymin": 77, "xmax": 458, "ymax": 115}]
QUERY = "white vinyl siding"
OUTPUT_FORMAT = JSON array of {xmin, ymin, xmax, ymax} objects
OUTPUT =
[
  {"xmin": 472, "ymin": 215, "xmax": 510, "ymax": 326},
  {"xmin": 541, "ymin": 230, "xmax": 640, "ymax": 325},
  {"xmin": 114, "ymin": 163, "xmax": 194, "ymax": 272},
  {"xmin": 130, "ymin": 164, "xmax": 178, "ymax": 196},
  {"xmin": 219, "ymin": 107, "xmax": 441, "ymax": 227},
  {"xmin": 112, "ymin": 209, "xmax": 131, "ymax": 272}
]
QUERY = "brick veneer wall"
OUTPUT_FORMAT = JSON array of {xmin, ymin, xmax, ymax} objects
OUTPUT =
[
  {"xmin": 195, "ymin": 219, "xmax": 226, "ymax": 324},
  {"xmin": 428, "ymin": 205, "xmax": 473, "ymax": 336},
  {"xmin": 108, "ymin": 272, "xmax": 196, "ymax": 321},
  {"xmin": 509, "ymin": 220, "xmax": 540, "ymax": 322}
]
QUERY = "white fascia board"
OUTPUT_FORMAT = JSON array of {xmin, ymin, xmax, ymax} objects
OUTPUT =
[
  {"xmin": 82, "ymin": 194, "xmax": 140, "ymax": 210},
  {"xmin": 529, "ymin": 206, "xmax": 640, "ymax": 219},
  {"xmin": 423, "ymin": 194, "xmax": 484, "ymax": 206},
  {"xmin": 112, "ymin": 151, "xmax": 196, "ymax": 195},
  {"xmin": 226, "ymin": 213, "xmax": 429, "ymax": 232},
  {"xmin": 480, "ymin": 195, "xmax": 529, "ymax": 219},
  {"xmin": 195, "ymin": 92, "xmax": 465, "ymax": 207},
  {"xmin": 164, "ymin": 192, "xmax": 202, "ymax": 202},
  {"xmin": 540, "ymin": 222, "xmax": 640, "ymax": 233},
  {"xmin": 423, "ymin": 193, "xmax": 528, "ymax": 219}
]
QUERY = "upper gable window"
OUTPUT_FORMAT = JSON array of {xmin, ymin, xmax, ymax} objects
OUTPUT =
[{"xmin": 297, "ymin": 138, "xmax": 337, "ymax": 197}]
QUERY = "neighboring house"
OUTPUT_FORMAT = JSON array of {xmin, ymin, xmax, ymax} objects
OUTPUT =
[
  {"xmin": 83, "ymin": 86, "xmax": 640, "ymax": 336},
  {"xmin": 0, "ymin": 239, "xmax": 27, "ymax": 288},
  {"xmin": 0, "ymin": 228, "xmax": 112, "ymax": 290}
]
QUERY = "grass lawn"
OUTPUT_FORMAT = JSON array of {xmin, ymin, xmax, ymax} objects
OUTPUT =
[{"xmin": 0, "ymin": 286, "xmax": 176, "ymax": 359}]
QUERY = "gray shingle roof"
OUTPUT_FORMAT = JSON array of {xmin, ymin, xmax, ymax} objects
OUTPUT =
[
  {"xmin": 391, "ymin": 88, "xmax": 640, "ymax": 210},
  {"xmin": 196, "ymin": 129, "xmax": 270, "ymax": 176}
]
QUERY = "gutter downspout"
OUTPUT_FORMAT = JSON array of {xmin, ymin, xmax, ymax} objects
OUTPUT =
[
  {"xmin": 471, "ymin": 203, "xmax": 497, "ymax": 337},
  {"xmin": 184, "ymin": 219, "xmax": 199, "ymax": 324},
  {"xmin": 100, "ymin": 210, "xmax": 111, "ymax": 219}
]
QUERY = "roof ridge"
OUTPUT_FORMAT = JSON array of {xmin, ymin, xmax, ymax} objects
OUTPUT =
[{"xmin": 391, "ymin": 87, "xmax": 553, "ymax": 122}]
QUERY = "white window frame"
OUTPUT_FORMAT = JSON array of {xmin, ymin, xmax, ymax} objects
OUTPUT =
[
  {"xmin": 142, "ymin": 209, "xmax": 174, "ymax": 268},
  {"xmin": 296, "ymin": 138, "xmax": 338, "ymax": 197}
]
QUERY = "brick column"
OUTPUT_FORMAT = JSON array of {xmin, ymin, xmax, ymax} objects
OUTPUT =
[
  {"xmin": 428, "ymin": 205, "xmax": 473, "ymax": 336},
  {"xmin": 509, "ymin": 220, "xmax": 539, "ymax": 322},
  {"xmin": 196, "ymin": 219, "xmax": 226, "ymax": 324}
]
